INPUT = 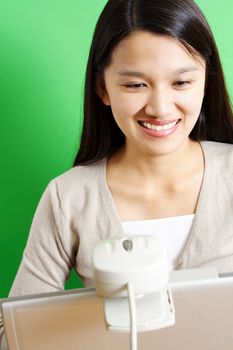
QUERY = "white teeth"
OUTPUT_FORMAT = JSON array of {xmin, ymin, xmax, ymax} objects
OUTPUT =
[{"xmin": 141, "ymin": 120, "xmax": 178, "ymax": 131}]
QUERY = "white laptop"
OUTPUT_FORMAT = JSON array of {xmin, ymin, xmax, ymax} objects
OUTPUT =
[{"xmin": 1, "ymin": 269, "xmax": 233, "ymax": 350}]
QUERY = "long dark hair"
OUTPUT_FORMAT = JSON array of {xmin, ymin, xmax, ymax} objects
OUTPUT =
[{"xmin": 74, "ymin": 0, "xmax": 233, "ymax": 166}]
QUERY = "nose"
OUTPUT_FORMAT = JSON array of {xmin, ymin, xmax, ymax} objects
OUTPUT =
[{"xmin": 144, "ymin": 88, "xmax": 174, "ymax": 118}]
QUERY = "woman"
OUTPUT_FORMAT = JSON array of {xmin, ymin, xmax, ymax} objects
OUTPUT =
[{"xmin": 1, "ymin": 0, "xmax": 233, "ymax": 347}]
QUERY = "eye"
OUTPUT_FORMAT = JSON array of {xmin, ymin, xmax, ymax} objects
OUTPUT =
[
  {"xmin": 173, "ymin": 80, "xmax": 192, "ymax": 88},
  {"xmin": 124, "ymin": 82, "xmax": 147, "ymax": 89}
]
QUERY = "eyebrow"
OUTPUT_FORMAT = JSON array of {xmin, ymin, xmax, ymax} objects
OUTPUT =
[{"xmin": 117, "ymin": 66, "xmax": 199, "ymax": 77}]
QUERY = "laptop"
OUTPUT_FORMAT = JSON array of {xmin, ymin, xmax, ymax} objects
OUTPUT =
[{"xmin": 1, "ymin": 269, "xmax": 233, "ymax": 350}]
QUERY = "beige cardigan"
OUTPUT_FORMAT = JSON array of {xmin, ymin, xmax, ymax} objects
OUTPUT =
[{"xmin": 1, "ymin": 141, "xmax": 233, "ymax": 348}]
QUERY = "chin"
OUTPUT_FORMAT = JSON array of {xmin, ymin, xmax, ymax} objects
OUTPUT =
[{"xmin": 144, "ymin": 138, "xmax": 190, "ymax": 157}]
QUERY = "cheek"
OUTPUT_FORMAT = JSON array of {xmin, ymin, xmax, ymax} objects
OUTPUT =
[
  {"xmin": 109, "ymin": 93, "xmax": 144, "ymax": 120},
  {"xmin": 177, "ymin": 87, "xmax": 205, "ymax": 117}
]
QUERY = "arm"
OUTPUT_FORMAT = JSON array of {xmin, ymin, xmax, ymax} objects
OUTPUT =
[{"xmin": 0, "ymin": 179, "xmax": 79, "ymax": 348}]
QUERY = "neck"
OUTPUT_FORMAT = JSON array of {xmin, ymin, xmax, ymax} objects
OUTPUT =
[{"xmin": 110, "ymin": 139, "xmax": 202, "ymax": 185}]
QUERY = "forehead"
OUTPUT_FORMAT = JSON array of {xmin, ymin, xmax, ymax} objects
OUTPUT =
[{"xmin": 107, "ymin": 31, "xmax": 205, "ymax": 74}]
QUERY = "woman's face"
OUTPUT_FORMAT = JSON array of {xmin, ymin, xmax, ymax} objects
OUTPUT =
[{"xmin": 98, "ymin": 31, "xmax": 206, "ymax": 158}]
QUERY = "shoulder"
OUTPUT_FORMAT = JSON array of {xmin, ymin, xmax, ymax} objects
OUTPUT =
[
  {"xmin": 45, "ymin": 159, "xmax": 107, "ymax": 209},
  {"xmin": 55, "ymin": 159, "xmax": 106, "ymax": 187},
  {"xmin": 201, "ymin": 141, "xmax": 233, "ymax": 164}
]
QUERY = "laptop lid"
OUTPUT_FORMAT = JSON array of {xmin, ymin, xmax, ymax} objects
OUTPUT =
[{"xmin": 1, "ymin": 272, "xmax": 233, "ymax": 350}]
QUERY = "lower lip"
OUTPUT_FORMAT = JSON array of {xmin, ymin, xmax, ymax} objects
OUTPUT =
[{"xmin": 139, "ymin": 121, "xmax": 180, "ymax": 138}]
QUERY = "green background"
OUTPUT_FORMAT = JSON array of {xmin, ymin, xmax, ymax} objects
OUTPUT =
[{"xmin": 0, "ymin": 1, "xmax": 233, "ymax": 297}]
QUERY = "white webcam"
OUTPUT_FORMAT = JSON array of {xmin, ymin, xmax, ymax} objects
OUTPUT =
[
  {"xmin": 92, "ymin": 235, "xmax": 175, "ymax": 333},
  {"xmin": 93, "ymin": 235, "xmax": 169, "ymax": 297}
]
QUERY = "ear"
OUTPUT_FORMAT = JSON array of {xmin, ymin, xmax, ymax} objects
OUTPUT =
[{"xmin": 96, "ymin": 76, "xmax": 111, "ymax": 106}]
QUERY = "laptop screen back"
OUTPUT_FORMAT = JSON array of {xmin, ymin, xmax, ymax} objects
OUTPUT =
[{"xmin": 2, "ymin": 276, "xmax": 233, "ymax": 350}]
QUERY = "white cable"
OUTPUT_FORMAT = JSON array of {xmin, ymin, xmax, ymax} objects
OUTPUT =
[{"xmin": 127, "ymin": 282, "xmax": 137, "ymax": 350}]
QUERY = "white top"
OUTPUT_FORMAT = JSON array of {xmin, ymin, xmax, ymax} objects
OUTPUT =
[{"xmin": 122, "ymin": 215, "xmax": 195, "ymax": 270}]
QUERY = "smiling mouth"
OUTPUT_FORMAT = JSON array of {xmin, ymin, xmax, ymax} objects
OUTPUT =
[{"xmin": 138, "ymin": 119, "xmax": 180, "ymax": 131}]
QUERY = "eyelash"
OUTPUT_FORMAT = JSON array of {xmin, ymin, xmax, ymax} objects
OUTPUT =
[{"xmin": 123, "ymin": 80, "xmax": 192, "ymax": 89}]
